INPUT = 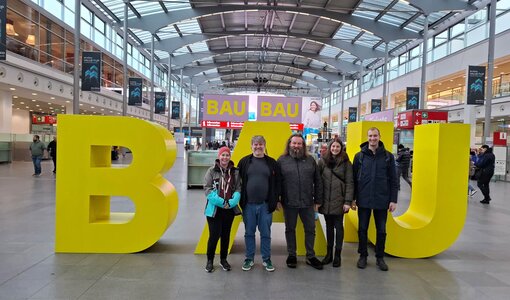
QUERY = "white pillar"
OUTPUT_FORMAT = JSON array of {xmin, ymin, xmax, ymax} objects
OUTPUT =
[
  {"xmin": 64, "ymin": 102, "xmax": 74, "ymax": 115},
  {"xmin": 464, "ymin": 104, "xmax": 477, "ymax": 147},
  {"xmin": 0, "ymin": 90, "xmax": 13, "ymax": 133}
]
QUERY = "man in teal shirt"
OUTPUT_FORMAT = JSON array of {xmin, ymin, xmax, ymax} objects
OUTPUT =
[{"xmin": 29, "ymin": 135, "xmax": 46, "ymax": 176}]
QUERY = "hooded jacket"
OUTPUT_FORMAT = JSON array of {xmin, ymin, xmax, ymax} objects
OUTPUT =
[
  {"xmin": 352, "ymin": 141, "xmax": 398, "ymax": 210},
  {"xmin": 318, "ymin": 152, "xmax": 354, "ymax": 215},
  {"xmin": 475, "ymin": 148, "xmax": 495, "ymax": 178},
  {"xmin": 277, "ymin": 154, "xmax": 322, "ymax": 208},
  {"xmin": 203, "ymin": 160, "xmax": 241, "ymax": 217}
]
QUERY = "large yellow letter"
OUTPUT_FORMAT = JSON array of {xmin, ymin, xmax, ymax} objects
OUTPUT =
[
  {"xmin": 345, "ymin": 121, "xmax": 469, "ymax": 258},
  {"xmin": 207, "ymin": 100, "xmax": 218, "ymax": 115},
  {"xmin": 55, "ymin": 115, "xmax": 178, "ymax": 253},
  {"xmin": 260, "ymin": 102, "xmax": 272, "ymax": 117},
  {"xmin": 219, "ymin": 101, "xmax": 233, "ymax": 115},
  {"xmin": 195, "ymin": 121, "xmax": 327, "ymax": 256}
]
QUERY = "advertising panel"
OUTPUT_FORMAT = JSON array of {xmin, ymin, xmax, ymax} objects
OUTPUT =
[
  {"xmin": 128, "ymin": 78, "xmax": 143, "ymax": 106},
  {"xmin": 348, "ymin": 107, "xmax": 357, "ymax": 123},
  {"xmin": 81, "ymin": 52, "xmax": 101, "ymax": 91},
  {"xmin": 257, "ymin": 96, "xmax": 302, "ymax": 123},
  {"xmin": 154, "ymin": 92, "xmax": 166, "ymax": 114},
  {"xmin": 171, "ymin": 101, "xmax": 180, "ymax": 119},
  {"xmin": 302, "ymin": 97, "xmax": 322, "ymax": 128},
  {"xmin": 397, "ymin": 110, "xmax": 448, "ymax": 129},
  {"xmin": 371, "ymin": 99, "xmax": 382, "ymax": 113},
  {"xmin": 406, "ymin": 87, "xmax": 419, "ymax": 110},
  {"xmin": 467, "ymin": 65, "xmax": 486, "ymax": 105},
  {"xmin": 0, "ymin": 0, "xmax": 6, "ymax": 60},
  {"xmin": 203, "ymin": 94, "xmax": 249, "ymax": 122},
  {"xmin": 364, "ymin": 109, "xmax": 395, "ymax": 122}
]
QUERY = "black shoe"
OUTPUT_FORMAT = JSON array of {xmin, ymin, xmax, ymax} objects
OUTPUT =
[
  {"xmin": 480, "ymin": 199, "xmax": 491, "ymax": 204},
  {"xmin": 205, "ymin": 260, "xmax": 214, "ymax": 273},
  {"xmin": 321, "ymin": 249, "xmax": 333, "ymax": 265},
  {"xmin": 306, "ymin": 257, "xmax": 323, "ymax": 270},
  {"xmin": 53, "ymin": 170, "xmax": 56, "ymax": 174},
  {"xmin": 357, "ymin": 256, "xmax": 367, "ymax": 269},
  {"xmin": 220, "ymin": 259, "xmax": 231, "ymax": 271},
  {"xmin": 332, "ymin": 249, "xmax": 341, "ymax": 268},
  {"xmin": 376, "ymin": 258, "xmax": 389, "ymax": 271},
  {"xmin": 286, "ymin": 255, "xmax": 297, "ymax": 268}
]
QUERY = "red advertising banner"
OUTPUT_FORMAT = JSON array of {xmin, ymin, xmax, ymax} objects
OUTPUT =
[
  {"xmin": 397, "ymin": 110, "xmax": 448, "ymax": 129},
  {"xmin": 201, "ymin": 120, "xmax": 303, "ymax": 130},
  {"xmin": 32, "ymin": 115, "xmax": 57, "ymax": 124},
  {"xmin": 493, "ymin": 132, "xmax": 507, "ymax": 146}
]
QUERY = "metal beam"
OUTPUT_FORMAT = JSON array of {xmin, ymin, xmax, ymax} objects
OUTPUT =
[
  {"xmin": 375, "ymin": 0, "xmax": 398, "ymax": 22},
  {"xmin": 409, "ymin": 0, "xmax": 476, "ymax": 15},
  {"xmin": 127, "ymin": 6, "xmax": 420, "ymax": 42}
]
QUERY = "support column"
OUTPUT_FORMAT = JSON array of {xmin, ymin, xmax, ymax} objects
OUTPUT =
[
  {"xmin": 484, "ymin": 0, "xmax": 497, "ymax": 144},
  {"xmin": 150, "ymin": 34, "xmax": 155, "ymax": 122},
  {"xmin": 72, "ymin": 0, "xmax": 81, "ymax": 115},
  {"xmin": 464, "ymin": 105, "xmax": 477, "ymax": 147},
  {"xmin": 328, "ymin": 84, "xmax": 333, "ymax": 128},
  {"xmin": 179, "ymin": 69, "xmax": 183, "ymax": 131},
  {"xmin": 339, "ymin": 74, "xmax": 345, "ymax": 140},
  {"xmin": 0, "ymin": 91, "xmax": 13, "ymax": 133},
  {"xmin": 122, "ymin": 0, "xmax": 128, "ymax": 116},
  {"xmin": 419, "ymin": 15, "xmax": 429, "ymax": 110},
  {"xmin": 382, "ymin": 42, "xmax": 389, "ymax": 110},
  {"xmin": 188, "ymin": 77, "xmax": 193, "ymax": 147},
  {"xmin": 167, "ymin": 56, "xmax": 172, "ymax": 130},
  {"xmin": 357, "ymin": 61, "xmax": 363, "ymax": 121}
]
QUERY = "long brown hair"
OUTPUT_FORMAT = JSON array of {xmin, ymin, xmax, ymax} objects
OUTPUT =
[
  {"xmin": 323, "ymin": 137, "xmax": 348, "ymax": 162},
  {"xmin": 282, "ymin": 133, "xmax": 309, "ymax": 157}
]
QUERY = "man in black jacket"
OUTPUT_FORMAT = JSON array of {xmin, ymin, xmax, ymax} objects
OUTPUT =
[
  {"xmin": 278, "ymin": 134, "xmax": 323, "ymax": 270},
  {"xmin": 238, "ymin": 135, "xmax": 281, "ymax": 272},
  {"xmin": 475, "ymin": 145, "xmax": 495, "ymax": 204},
  {"xmin": 352, "ymin": 127, "xmax": 398, "ymax": 271},
  {"xmin": 47, "ymin": 137, "xmax": 57, "ymax": 174},
  {"xmin": 396, "ymin": 144, "xmax": 412, "ymax": 189}
]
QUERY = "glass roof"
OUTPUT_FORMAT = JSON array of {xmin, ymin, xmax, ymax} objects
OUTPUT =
[{"xmin": 90, "ymin": 0, "xmax": 191, "ymax": 21}]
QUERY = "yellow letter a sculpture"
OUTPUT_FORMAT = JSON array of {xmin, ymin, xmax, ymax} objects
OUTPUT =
[
  {"xmin": 345, "ymin": 122, "xmax": 470, "ymax": 258},
  {"xmin": 55, "ymin": 115, "xmax": 178, "ymax": 253}
]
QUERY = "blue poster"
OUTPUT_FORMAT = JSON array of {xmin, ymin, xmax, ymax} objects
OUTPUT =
[
  {"xmin": 467, "ymin": 65, "xmax": 485, "ymax": 105},
  {"xmin": 81, "ymin": 52, "xmax": 101, "ymax": 91},
  {"xmin": 128, "ymin": 78, "xmax": 143, "ymax": 106},
  {"xmin": 155, "ymin": 92, "xmax": 166, "ymax": 114},
  {"xmin": 348, "ymin": 107, "xmax": 357, "ymax": 123},
  {"xmin": 171, "ymin": 101, "xmax": 180, "ymax": 119},
  {"xmin": 371, "ymin": 99, "xmax": 382, "ymax": 113},
  {"xmin": 406, "ymin": 87, "xmax": 419, "ymax": 110}
]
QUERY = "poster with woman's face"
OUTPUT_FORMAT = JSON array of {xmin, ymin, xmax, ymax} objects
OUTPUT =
[{"xmin": 302, "ymin": 97, "xmax": 322, "ymax": 129}]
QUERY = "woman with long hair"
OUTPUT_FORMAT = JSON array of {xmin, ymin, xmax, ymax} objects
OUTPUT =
[
  {"xmin": 203, "ymin": 146, "xmax": 241, "ymax": 272},
  {"xmin": 317, "ymin": 138, "xmax": 354, "ymax": 267}
]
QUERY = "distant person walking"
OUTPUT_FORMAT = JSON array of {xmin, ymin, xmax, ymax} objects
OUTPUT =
[
  {"xmin": 47, "ymin": 137, "xmax": 57, "ymax": 174},
  {"xmin": 395, "ymin": 144, "xmax": 412, "ymax": 189},
  {"xmin": 29, "ymin": 135, "xmax": 46, "ymax": 176},
  {"xmin": 475, "ymin": 145, "xmax": 495, "ymax": 204}
]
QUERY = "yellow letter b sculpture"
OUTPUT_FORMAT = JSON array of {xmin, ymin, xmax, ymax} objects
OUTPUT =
[
  {"xmin": 55, "ymin": 115, "xmax": 178, "ymax": 253},
  {"xmin": 345, "ymin": 122, "xmax": 470, "ymax": 258}
]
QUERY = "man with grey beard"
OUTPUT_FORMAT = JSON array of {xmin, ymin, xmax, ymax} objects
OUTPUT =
[{"xmin": 277, "ymin": 134, "xmax": 323, "ymax": 270}]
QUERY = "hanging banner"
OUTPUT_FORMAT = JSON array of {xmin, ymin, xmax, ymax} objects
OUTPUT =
[
  {"xmin": 467, "ymin": 65, "xmax": 486, "ymax": 105},
  {"xmin": 81, "ymin": 52, "xmax": 101, "ymax": 91},
  {"xmin": 257, "ymin": 96, "xmax": 302, "ymax": 123},
  {"xmin": 348, "ymin": 107, "xmax": 357, "ymax": 123},
  {"xmin": 128, "ymin": 78, "xmax": 143, "ymax": 106},
  {"xmin": 371, "ymin": 99, "xmax": 382, "ymax": 113},
  {"xmin": 154, "ymin": 92, "xmax": 166, "ymax": 114},
  {"xmin": 0, "ymin": 0, "xmax": 6, "ymax": 61},
  {"xmin": 406, "ymin": 87, "xmax": 420, "ymax": 110},
  {"xmin": 203, "ymin": 94, "xmax": 249, "ymax": 122},
  {"xmin": 302, "ymin": 97, "xmax": 322, "ymax": 129},
  {"xmin": 171, "ymin": 101, "xmax": 180, "ymax": 119}
]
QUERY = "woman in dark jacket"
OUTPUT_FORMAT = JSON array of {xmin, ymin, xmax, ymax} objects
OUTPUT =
[
  {"xmin": 203, "ymin": 147, "xmax": 241, "ymax": 273},
  {"xmin": 317, "ymin": 138, "xmax": 354, "ymax": 267}
]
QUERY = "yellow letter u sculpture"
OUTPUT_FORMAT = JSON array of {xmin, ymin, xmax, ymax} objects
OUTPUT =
[{"xmin": 345, "ymin": 122, "xmax": 470, "ymax": 258}]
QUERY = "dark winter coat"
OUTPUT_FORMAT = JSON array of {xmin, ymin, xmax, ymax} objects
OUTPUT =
[
  {"xmin": 396, "ymin": 148, "xmax": 411, "ymax": 169},
  {"xmin": 237, "ymin": 154, "xmax": 281, "ymax": 213},
  {"xmin": 277, "ymin": 154, "xmax": 322, "ymax": 208},
  {"xmin": 318, "ymin": 153, "xmax": 354, "ymax": 215},
  {"xmin": 352, "ymin": 141, "xmax": 398, "ymax": 210},
  {"xmin": 475, "ymin": 148, "xmax": 495, "ymax": 180}
]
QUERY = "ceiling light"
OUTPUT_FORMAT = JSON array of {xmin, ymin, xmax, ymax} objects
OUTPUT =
[
  {"xmin": 32, "ymin": 93, "xmax": 37, "ymax": 96},
  {"xmin": 25, "ymin": 106, "xmax": 29, "ymax": 108},
  {"xmin": 100, "ymin": 108, "xmax": 104, "ymax": 111},
  {"xmin": 79, "ymin": 103, "xmax": 83, "ymax": 106},
  {"xmin": 16, "ymin": 108, "xmax": 20, "ymax": 110},
  {"xmin": 65, "ymin": 100, "xmax": 70, "ymax": 103},
  {"xmin": 20, "ymin": 102, "xmax": 24, "ymax": 104},
  {"xmin": 29, "ymin": 109, "xmax": 33, "ymax": 112},
  {"xmin": 61, "ymin": 106, "xmax": 64, "ymax": 108},
  {"xmin": 32, "ymin": 99, "xmax": 36, "ymax": 102},
  {"xmin": 9, "ymin": 87, "xmax": 16, "ymax": 91},
  {"xmin": 13, "ymin": 96, "xmax": 18, "ymax": 98},
  {"xmin": 50, "ymin": 97, "xmax": 55, "ymax": 100},
  {"xmin": 36, "ymin": 105, "xmax": 40, "ymax": 107},
  {"xmin": 91, "ymin": 106, "xmax": 95, "ymax": 109},
  {"xmin": 48, "ymin": 102, "xmax": 51, "ymax": 105},
  {"xmin": 49, "ymin": 107, "xmax": 53, "ymax": 109}
]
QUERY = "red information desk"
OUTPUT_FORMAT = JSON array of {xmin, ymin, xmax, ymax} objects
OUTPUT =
[{"xmin": 397, "ymin": 110, "xmax": 448, "ymax": 129}]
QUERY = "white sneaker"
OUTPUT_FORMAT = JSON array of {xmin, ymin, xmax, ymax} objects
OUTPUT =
[{"xmin": 470, "ymin": 190, "xmax": 478, "ymax": 197}]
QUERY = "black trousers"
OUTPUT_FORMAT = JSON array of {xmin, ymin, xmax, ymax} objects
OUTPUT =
[
  {"xmin": 324, "ymin": 214, "xmax": 344, "ymax": 251},
  {"xmin": 51, "ymin": 156, "xmax": 56, "ymax": 172},
  {"xmin": 477, "ymin": 171, "xmax": 494, "ymax": 201},
  {"xmin": 206, "ymin": 208, "xmax": 235, "ymax": 261},
  {"xmin": 357, "ymin": 207, "xmax": 388, "ymax": 258}
]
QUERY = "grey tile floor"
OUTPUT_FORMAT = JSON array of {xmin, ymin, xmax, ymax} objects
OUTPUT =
[{"xmin": 1, "ymin": 156, "xmax": 510, "ymax": 299}]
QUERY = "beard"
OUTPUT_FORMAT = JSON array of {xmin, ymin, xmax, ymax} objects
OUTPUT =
[{"xmin": 289, "ymin": 147, "xmax": 305, "ymax": 159}]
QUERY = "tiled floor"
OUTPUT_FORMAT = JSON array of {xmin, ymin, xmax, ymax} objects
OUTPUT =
[{"xmin": 1, "ymin": 157, "xmax": 510, "ymax": 300}]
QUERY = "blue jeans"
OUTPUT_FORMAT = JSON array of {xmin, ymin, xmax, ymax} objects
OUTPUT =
[
  {"xmin": 32, "ymin": 155, "xmax": 42, "ymax": 175},
  {"xmin": 243, "ymin": 202, "xmax": 272, "ymax": 262},
  {"xmin": 357, "ymin": 207, "xmax": 388, "ymax": 258}
]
